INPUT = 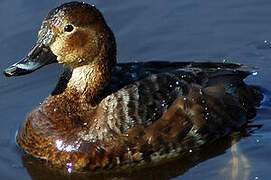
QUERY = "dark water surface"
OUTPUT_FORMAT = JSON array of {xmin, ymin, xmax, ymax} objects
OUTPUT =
[{"xmin": 1, "ymin": 0, "xmax": 271, "ymax": 179}]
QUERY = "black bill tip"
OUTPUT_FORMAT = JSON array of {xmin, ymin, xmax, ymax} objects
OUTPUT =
[{"xmin": 4, "ymin": 65, "xmax": 18, "ymax": 77}]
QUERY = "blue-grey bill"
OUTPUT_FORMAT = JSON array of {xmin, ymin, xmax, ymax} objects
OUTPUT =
[{"xmin": 4, "ymin": 44, "xmax": 57, "ymax": 77}]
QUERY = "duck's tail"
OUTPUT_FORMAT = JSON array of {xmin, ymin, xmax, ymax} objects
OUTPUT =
[{"xmin": 200, "ymin": 63, "xmax": 263, "ymax": 120}]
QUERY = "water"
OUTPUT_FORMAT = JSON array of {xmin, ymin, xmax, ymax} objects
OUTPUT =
[{"xmin": 1, "ymin": 0, "xmax": 271, "ymax": 179}]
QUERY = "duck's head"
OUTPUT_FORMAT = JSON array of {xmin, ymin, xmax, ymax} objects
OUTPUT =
[{"xmin": 4, "ymin": 2, "xmax": 116, "ymax": 76}]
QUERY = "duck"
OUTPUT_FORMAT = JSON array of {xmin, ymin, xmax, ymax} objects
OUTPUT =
[{"xmin": 4, "ymin": 2, "xmax": 263, "ymax": 171}]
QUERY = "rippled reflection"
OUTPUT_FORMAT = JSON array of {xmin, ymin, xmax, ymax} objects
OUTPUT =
[{"xmin": 220, "ymin": 136, "xmax": 250, "ymax": 180}]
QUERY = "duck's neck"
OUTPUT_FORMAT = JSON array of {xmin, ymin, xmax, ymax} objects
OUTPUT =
[
  {"xmin": 66, "ymin": 58, "xmax": 115, "ymax": 106},
  {"xmin": 53, "ymin": 27, "xmax": 117, "ymax": 106}
]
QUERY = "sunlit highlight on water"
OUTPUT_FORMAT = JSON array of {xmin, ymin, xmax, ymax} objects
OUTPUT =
[
  {"xmin": 252, "ymin": 71, "xmax": 258, "ymax": 76},
  {"xmin": 66, "ymin": 162, "xmax": 73, "ymax": 174}
]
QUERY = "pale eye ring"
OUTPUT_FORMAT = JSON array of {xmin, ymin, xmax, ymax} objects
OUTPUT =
[{"xmin": 64, "ymin": 24, "xmax": 74, "ymax": 32}]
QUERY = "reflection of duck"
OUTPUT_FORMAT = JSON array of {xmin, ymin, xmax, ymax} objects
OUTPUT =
[{"xmin": 4, "ymin": 2, "xmax": 262, "ymax": 171}]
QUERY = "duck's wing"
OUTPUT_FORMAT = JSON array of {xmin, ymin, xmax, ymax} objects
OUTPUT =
[{"xmin": 102, "ymin": 61, "xmax": 261, "ymax": 134}]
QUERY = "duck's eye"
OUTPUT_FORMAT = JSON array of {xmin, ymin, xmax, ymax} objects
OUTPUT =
[{"xmin": 64, "ymin": 24, "xmax": 74, "ymax": 32}]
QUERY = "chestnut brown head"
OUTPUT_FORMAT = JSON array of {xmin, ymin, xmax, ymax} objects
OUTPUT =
[{"xmin": 4, "ymin": 2, "xmax": 116, "ymax": 76}]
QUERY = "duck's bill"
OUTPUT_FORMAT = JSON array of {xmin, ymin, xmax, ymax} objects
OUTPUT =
[{"xmin": 4, "ymin": 44, "xmax": 57, "ymax": 77}]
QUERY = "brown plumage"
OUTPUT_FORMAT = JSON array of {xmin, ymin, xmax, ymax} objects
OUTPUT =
[{"xmin": 4, "ymin": 2, "xmax": 262, "ymax": 171}]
